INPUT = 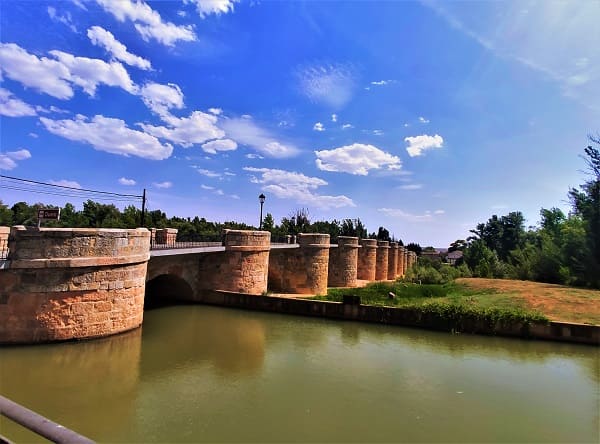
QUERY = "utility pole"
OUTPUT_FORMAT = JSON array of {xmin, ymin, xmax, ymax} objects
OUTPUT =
[{"xmin": 141, "ymin": 188, "xmax": 146, "ymax": 227}]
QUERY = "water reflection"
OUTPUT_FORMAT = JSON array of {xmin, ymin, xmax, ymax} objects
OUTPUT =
[
  {"xmin": 0, "ymin": 305, "xmax": 597, "ymax": 443},
  {"xmin": 141, "ymin": 306, "xmax": 266, "ymax": 376},
  {"xmin": 0, "ymin": 328, "xmax": 142, "ymax": 442}
]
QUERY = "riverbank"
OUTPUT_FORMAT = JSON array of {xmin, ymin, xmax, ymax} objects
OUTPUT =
[{"xmin": 195, "ymin": 289, "xmax": 599, "ymax": 346}]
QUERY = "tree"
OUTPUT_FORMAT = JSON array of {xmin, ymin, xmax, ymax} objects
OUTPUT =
[
  {"xmin": 406, "ymin": 242, "xmax": 422, "ymax": 255},
  {"xmin": 376, "ymin": 226, "xmax": 390, "ymax": 241},
  {"xmin": 0, "ymin": 201, "xmax": 12, "ymax": 225},
  {"xmin": 262, "ymin": 213, "xmax": 275, "ymax": 231},
  {"xmin": 340, "ymin": 218, "xmax": 367, "ymax": 238},
  {"xmin": 568, "ymin": 136, "xmax": 600, "ymax": 286},
  {"xmin": 448, "ymin": 239, "xmax": 467, "ymax": 252}
]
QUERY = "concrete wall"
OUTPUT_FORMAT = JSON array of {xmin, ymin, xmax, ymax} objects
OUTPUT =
[
  {"xmin": 327, "ymin": 236, "xmax": 359, "ymax": 287},
  {"xmin": 375, "ymin": 240, "xmax": 389, "ymax": 281},
  {"xmin": 268, "ymin": 233, "xmax": 330, "ymax": 294},
  {"xmin": 196, "ymin": 291, "xmax": 600, "ymax": 346},
  {"xmin": 0, "ymin": 227, "xmax": 150, "ymax": 344},
  {"xmin": 357, "ymin": 239, "xmax": 377, "ymax": 281}
]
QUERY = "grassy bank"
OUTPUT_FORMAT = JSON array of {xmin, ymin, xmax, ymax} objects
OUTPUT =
[{"xmin": 313, "ymin": 281, "xmax": 549, "ymax": 326}]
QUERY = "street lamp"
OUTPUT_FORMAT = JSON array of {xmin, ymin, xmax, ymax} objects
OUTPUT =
[{"xmin": 258, "ymin": 193, "xmax": 266, "ymax": 229}]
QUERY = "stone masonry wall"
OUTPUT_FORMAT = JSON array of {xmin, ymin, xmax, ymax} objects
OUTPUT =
[
  {"xmin": 375, "ymin": 240, "xmax": 390, "ymax": 281},
  {"xmin": 357, "ymin": 239, "xmax": 377, "ymax": 281},
  {"xmin": 327, "ymin": 236, "xmax": 359, "ymax": 287},
  {"xmin": 388, "ymin": 242, "xmax": 398, "ymax": 280},
  {"xmin": 269, "ymin": 233, "xmax": 330, "ymax": 294},
  {"xmin": 0, "ymin": 227, "xmax": 150, "ymax": 344}
]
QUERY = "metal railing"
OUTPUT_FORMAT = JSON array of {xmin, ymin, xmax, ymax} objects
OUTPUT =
[
  {"xmin": 0, "ymin": 395, "xmax": 94, "ymax": 444},
  {"xmin": 150, "ymin": 234, "xmax": 223, "ymax": 250}
]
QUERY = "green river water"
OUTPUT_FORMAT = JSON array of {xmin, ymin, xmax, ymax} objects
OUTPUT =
[{"xmin": 1, "ymin": 304, "xmax": 598, "ymax": 443}]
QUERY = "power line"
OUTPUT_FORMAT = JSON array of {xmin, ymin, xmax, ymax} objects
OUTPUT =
[
  {"xmin": 0, "ymin": 185, "xmax": 140, "ymax": 202},
  {"xmin": 0, "ymin": 175, "xmax": 143, "ymax": 198}
]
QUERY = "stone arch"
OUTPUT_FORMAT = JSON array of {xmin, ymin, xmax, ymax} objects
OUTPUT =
[{"xmin": 145, "ymin": 274, "xmax": 194, "ymax": 310}]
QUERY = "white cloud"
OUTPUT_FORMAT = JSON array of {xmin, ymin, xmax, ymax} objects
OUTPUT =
[
  {"xmin": 0, "ymin": 88, "xmax": 37, "ymax": 117},
  {"xmin": 378, "ymin": 208, "xmax": 440, "ymax": 222},
  {"xmin": 208, "ymin": 107, "xmax": 222, "ymax": 115},
  {"xmin": 87, "ymin": 26, "xmax": 151, "ymax": 70},
  {"xmin": 153, "ymin": 181, "xmax": 172, "ymax": 189},
  {"xmin": 195, "ymin": 168, "xmax": 221, "ymax": 178},
  {"xmin": 370, "ymin": 80, "xmax": 393, "ymax": 86},
  {"xmin": 118, "ymin": 177, "xmax": 136, "ymax": 186},
  {"xmin": 296, "ymin": 62, "xmax": 356, "ymax": 108},
  {"xmin": 315, "ymin": 143, "xmax": 401, "ymax": 176},
  {"xmin": 185, "ymin": 0, "xmax": 238, "ymax": 17},
  {"xmin": 29, "ymin": 133, "xmax": 39, "ymax": 138},
  {"xmin": 139, "ymin": 82, "xmax": 184, "ymax": 117},
  {"xmin": 220, "ymin": 116, "xmax": 299, "ymax": 158},
  {"xmin": 49, "ymin": 179, "xmax": 81, "ymax": 188},
  {"xmin": 230, "ymin": 194, "xmax": 240, "ymax": 199},
  {"xmin": 313, "ymin": 122, "xmax": 325, "ymax": 132},
  {"xmin": 6, "ymin": 149, "xmax": 31, "ymax": 160},
  {"xmin": 40, "ymin": 114, "xmax": 173, "ymax": 160},
  {"xmin": 200, "ymin": 184, "xmax": 214, "ymax": 190},
  {"xmin": 399, "ymin": 184, "xmax": 423, "ymax": 190},
  {"xmin": 434, "ymin": 209, "xmax": 445, "ymax": 215},
  {"xmin": 246, "ymin": 153, "xmax": 263, "ymax": 159},
  {"xmin": 403, "ymin": 123, "xmax": 410, "ymax": 127},
  {"xmin": 49, "ymin": 50, "xmax": 137, "ymax": 96},
  {"xmin": 342, "ymin": 123, "xmax": 353, "ymax": 129},
  {"xmin": 0, "ymin": 148, "xmax": 32, "ymax": 170},
  {"xmin": 405, "ymin": 134, "xmax": 444, "ymax": 157},
  {"xmin": 244, "ymin": 167, "xmax": 355, "ymax": 210},
  {"xmin": 418, "ymin": 116, "xmax": 430, "ymax": 123},
  {"xmin": 141, "ymin": 111, "xmax": 224, "ymax": 147},
  {"xmin": 48, "ymin": 6, "xmax": 77, "ymax": 32},
  {"xmin": 331, "ymin": 114, "xmax": 337, "ymax": 122},
  {"xmin": 96, "ymin": 0, "xmax": 196, "ymax": 46},
  {"xmin": 0, "ymin": 43, "xmax": 73, "ymax": 99},
  {"xmin": 372, "ymin": 129, "xmax": 384, "ymax": 136},
  {"xmin": 201, "ymin": 138, "xmax": 237, "ymax": 154}
]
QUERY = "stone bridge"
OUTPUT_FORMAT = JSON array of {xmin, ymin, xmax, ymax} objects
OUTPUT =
[{"xmin": 0, "ymin": 227, "xmax": 417, "ymax": 344}]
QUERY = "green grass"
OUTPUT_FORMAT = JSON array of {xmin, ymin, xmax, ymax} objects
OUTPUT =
[{"xmin": 313, "ymin": 281, "xmax": 548, "ymax": 325}]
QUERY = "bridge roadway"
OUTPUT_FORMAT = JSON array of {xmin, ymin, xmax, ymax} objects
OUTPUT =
[{"xmin": 149, "ymin": 243, "xmax": 300, "ymax": 257}]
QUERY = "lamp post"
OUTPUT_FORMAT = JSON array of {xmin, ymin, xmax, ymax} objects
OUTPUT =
[{"xmin": 258, "ymin": 193, "xmax": 266, "ymax": 229}]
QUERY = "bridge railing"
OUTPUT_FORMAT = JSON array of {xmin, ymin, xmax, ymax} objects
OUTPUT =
[
  {"xmin": 150, "ymin": 233, "xmax": 223, "ymax": 250},
  {"xmin": 0, "ymin": 395, "xmax": 94, "ymax": 444}
]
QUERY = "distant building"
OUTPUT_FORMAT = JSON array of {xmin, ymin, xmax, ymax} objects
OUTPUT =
[{"xmin": 446, "ymin": 250, "xmax": 463, "ymax": 265}]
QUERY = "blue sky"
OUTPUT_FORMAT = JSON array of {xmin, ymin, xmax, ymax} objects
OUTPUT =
[{"xmin": 1, "ymin": 0, "xmax": 598, "ymax": 247}]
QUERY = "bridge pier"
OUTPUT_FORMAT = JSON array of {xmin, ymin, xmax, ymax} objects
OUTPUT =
[
  {"xmin": 388, "ymin": 242, "xmax": 398, "ymax": 279},
  {"xmin": 357, "ymin": 239, "xmax": 377, "ymax": 281},
  {"xmin": 327, "ymin": 236, "xmax": 359, "ymax": 287},
  {"xmin": 269, "ymin": 233, "xmax": 330, "ymax": 294},
  {"xmin": 0, "ymin": 227, "xmax": 150, "ymax": 344},
  {"xmin": 375, "ymin": 240, "xmax": 390, "ymax": 280}
]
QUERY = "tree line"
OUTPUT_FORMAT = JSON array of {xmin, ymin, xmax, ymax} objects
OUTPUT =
[
  {"xmin": 454, "ymin": 137, "xmax": 600, "ymax": 288},
  {"xmin": 0, "ymin": 199, "xmax": 410, "ymax": 246}
]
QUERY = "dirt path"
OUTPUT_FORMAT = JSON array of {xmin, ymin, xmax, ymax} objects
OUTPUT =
[{"xmin": 456, "ymin": 278, "xmax": 600, "ymax": 325}]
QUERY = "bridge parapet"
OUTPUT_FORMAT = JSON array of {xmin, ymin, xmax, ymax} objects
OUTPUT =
[
  {"xmin": 0, "ymin": 227, "xmax": 150, "ymax": 344},
  {"xmin": 269, "ymin": 233, "xmax": 330, "ymax": 294},
  {"xmin": 328, "ymin": 236, "xmax": 359, "ymax": 287}
]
